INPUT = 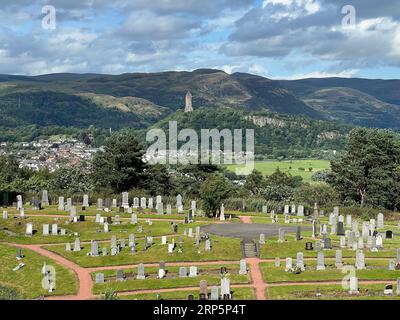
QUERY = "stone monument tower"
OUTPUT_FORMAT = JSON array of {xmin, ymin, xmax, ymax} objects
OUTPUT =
[{"xmin": 184, "ymin": 91, "xmax": 193, "ymax": 112}]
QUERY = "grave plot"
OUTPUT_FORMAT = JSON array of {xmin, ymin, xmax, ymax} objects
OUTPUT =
[
  {"xmin": 44, "ymin": 235, "xmax": 242, "ymax": 268},
  {"xmin": 91, "ymin": 263, "xmax": 250, "ymax": 294},
  {"xmin": 267, "ymin": 283, "xmax": 400, "ymax": 300},
  {"xmin": 0, "ymin": 214, "xmax": 208, "ymax": 244},
  {"xmin": 119, "ymin": 286, "xmax": 256, "ymax": 300},
  {"xmin": 0, "ymin": 244, "xmax": 78, "ymax": 299},
  {"xmin": 260, "ymin": 259, "xmax": 400, "ymax": 283}
]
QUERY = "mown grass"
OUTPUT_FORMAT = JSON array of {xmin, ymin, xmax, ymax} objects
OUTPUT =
[
  {"xmin": 260, "ymin": 259, "xmax": 400, "ymax": 283},
  {"xmin": 0, "ymin": 244, "xmax": 78, "ymax": 299},
  {"xmin": 92, "ymin": 264, "xmax": 250, "ymax": 294},
  {"xmin": 118, "ymin": 287, "xmax": 255, "ymax": 300},
  {"xmin": 267, "ymin": 284, "xmax": 400, "ymax": 300},
  {"xmin": 45, "ymin": 235, "xmax": 242, "ymax": 268}
]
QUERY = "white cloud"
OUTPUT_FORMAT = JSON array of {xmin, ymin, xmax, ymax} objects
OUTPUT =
[{"xmin": 273, "ymin": 69, "xmax": 359, "ymax": 80}]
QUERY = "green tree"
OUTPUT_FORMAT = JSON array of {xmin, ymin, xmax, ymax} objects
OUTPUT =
[
  {"xmin": 200, "ymin": 175, "xmax": 231, "ymax": 217},
  {"xmin": 244, "ymin": 170, "xmax": 265, "ymax": 196},
  {"xmin": 50, "ymin": 165, "xmax": 92, "ymax": 194},
  {"xmin": 91, "ymin": 130, "xmax": 146, "ymax": 192},
  {"xmin": 328, "ymin": 128, "xmax": 400, "ymax": 209},
  {"xmin": 141, "ymin": 164, "xmax": 174, "ymax": 196},
  {"xmin": 292, "ymin": 183, "xmax": 339, "ymax": 207}
]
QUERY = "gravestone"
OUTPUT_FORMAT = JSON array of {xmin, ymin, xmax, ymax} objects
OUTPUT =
[
  {"xmin": 316, "ymin": 252, "xmax": 325, "ymax": 270},
  {"xmin": 259, "ymin": 233, "xmax": 265, "ymax": 245},
  {"xmin": 51, "ymin": 224, "xmax": 58, "ymax": 236},
  {"xmin": 116, "ymin": 270, "xmax": 125, "ymax": 282},
  {"xmin": 323, "ymin": 238, "xmax": 332, "ymax": 250},
  {"xmin": 337, "ymin": 222, "xmax": 345, "ymax": 236},
  {"xmin": 386, "ymin": 230, "xmax": 393, "ymax": 239},
  {"xmin": 220, "ymin": 278, "xmax": 231, "ymax": 299},
  {"xmin": 66, "ymin": 198, "xmax": 72, "ymax": 211},
  {"xmin": 278, "ymin": 228, "xmax": 285, "ymax": 243},
  {"xmin": 389, "ymin": 259, "xmax": 396, "ymax": 271},
  {"xmin": 239, "ymin": 259, "xmax": 247, "ymax": 275},
  {"xmin": 179, "ymin": 266, "xmax": 187, "ymax": 277},
  {"xmin": 131, "ymin": 214, "xmax": 138, "ymax": 224},
  {"xmin": 41, "ymin": 190, "xmax": 49, "ymax": 206},
  {"xmin": 355, "ymin": 250, "xmax": 366, "ymax": 270},
  {"xmin": 340, "ymin": 236, "xmax": 346, "ymax": 248},
  {"xmin": 200, "ymin": 280, "xmax": 208, "ymax": 299},
  {"xmin": 25, "ymin": 223, "xmax": 33, "ymax": 236},
  {"xmin": 335, "ymin": 250, "xmax": 343, "ymax": 269},
  {"xmin": 349, "ymin": 277, "xmax": 359, "ymax": 294},
  {"xmin": 73, "ymin": 238, "xmax": 81, "ymax": 252},
  {"xmin": 43, "ymin": 224, "xmax": 49, "ymax": 236},
  {"xmin": 220, "ymin": 204, "xmax": 225, "ymax": 221},
  {"xmin": 122, "ymin": 192, "xmax": 129, "ymax": 208},
  {"xmin": 148, "ymin": 198, "xmax": 154, "ymax": 209},
  {"xmin": 210, "ymin": 286, "xmax": 219, "ymax": 300},
  {"xmin": 95, "ymin": 273, "xmax": 104, "ymax": 284},
  {"xmin": 305, "ymin": 242, "xmax": 313, "ymax": 251},
  {"xmin": 297, "ymin": 205, "xmax": 304, "ymax": 217},
  {"xmin": 56, "ymin": 196, "xmax": 64, "ymax": 211},
  {"xmin": 205, "ymin": 239, "xmax": 211, "ymax": 251},
  {"xmin": 285, "ymin": 257, "xmax": 293, "ymax": 272},
  {"xmin": 296, "ymin": 226, "xmax": 301, "ymax": 241},
  {"xmin": 82, "ymin": 194, "xmax": 89, "ymax": 208},
  {"xmin": 137, "ymin": 263, "xmax": 145, "ymax": 280},
  {"xmin": 156, "ymin": 202, "xmax": 163, "ymax": 215},
  {"xmin": 189, "ymin": 266, "xmax": 197, "ymax": 277},
  {"xmin": 65, "ymin": 243, "xmax": 71, "ymax": 251},
  {"xmin": 16, "ymin": 248, "xmax": 23, "ymax": 260},
  {"xmin": 133, "ymin": 197, "xmax": 139, "ymax": 208},
  {"xmin": 97, "ymin": 198, "xmax": 103, "ymax": 210},
  {"xmin": 2, "ymin": 210, "xmax": 8, "ymax": 219},
  {"xmin": 296, "ymin": 252, "xmax": 305, "ymax": 271},
  {"xmin": 140, "ymin": 197, "xmax": 147, "ymax": 209},
  {"xmin": 161, "ymin": 236, "xmax": 167, "ymax": 245},
  {"xmin": 275, "ymin": 257, "xmax": 281, "ymax": 267}
]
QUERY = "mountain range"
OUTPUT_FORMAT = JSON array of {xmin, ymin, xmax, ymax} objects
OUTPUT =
[{"xmin": 0, "ymin": 68, "xmax": 399, "ymax": 131}]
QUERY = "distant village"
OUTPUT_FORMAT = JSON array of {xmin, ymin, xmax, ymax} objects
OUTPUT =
[{"xmin": 0, "ymin": 139, "xmax": 101, "ymax": 172}]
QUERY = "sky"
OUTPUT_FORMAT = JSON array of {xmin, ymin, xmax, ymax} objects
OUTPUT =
[{"xmin": 0, "ymin": 0, "xmax": 399, "ymax": 79}]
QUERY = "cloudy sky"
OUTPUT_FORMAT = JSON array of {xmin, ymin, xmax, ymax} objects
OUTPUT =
[{"xmin": 1, "ymin": 0, "xmax": 399, "ymax": 79}]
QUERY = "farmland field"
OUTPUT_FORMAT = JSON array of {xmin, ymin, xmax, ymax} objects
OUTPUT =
[{"xmin": 226, "ymin": 159, "xmax": 330, "ymax": 182}]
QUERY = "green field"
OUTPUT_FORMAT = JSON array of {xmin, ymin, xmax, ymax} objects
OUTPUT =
[{"xmin": 226, "ymin": 159, "xmax": 330, "ymax": 182}]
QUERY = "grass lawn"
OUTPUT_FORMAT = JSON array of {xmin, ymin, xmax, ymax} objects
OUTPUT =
[
  {"xmin": 15, "ymin": 206, "xmax": 240, "ymax": 222},
  {"xmin": 0, "ymin": 215, "xmax": 208, "ymax": 244},
  {"xmin": 118, "ymin": 287, "xmax": 255, "ymax": 300},
  {"xmin": 45, "ymin": 235, "xmax": 242, "ymax": 268},
  {"xmin": 226, "ymin": 159, "xmax": 330, "ymax": 182},
  {"xmin": 92, "ymin": 264, "xmax": 250, "ymax": 294},
  {"xmin": 267, "ymin": 284, "xmax": 400, "ymax": 300},
  {"xmin": 260, "ymin": 259, "xmax": 400, "ymax": 283},
  {"xmin": 0, "ymin": 244, "xmax": 78, "ymax": 299}
]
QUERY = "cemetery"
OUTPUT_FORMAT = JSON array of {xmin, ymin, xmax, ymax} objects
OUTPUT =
[{"xmin": 1, "ymin": 193, "xmax": 400, "ymax": 300}]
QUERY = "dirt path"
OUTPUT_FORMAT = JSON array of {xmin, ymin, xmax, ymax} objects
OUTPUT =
[
  {"xmin": 10, "ymin": 244, "xmax": 93, "ymax": 300},
  {"xmin": 239, "ymin": 216, "xmax": 253, "ymax": 224},
  {"xmin": 247, "ymin": 258, "xmax": 267, "ymax": 300}
]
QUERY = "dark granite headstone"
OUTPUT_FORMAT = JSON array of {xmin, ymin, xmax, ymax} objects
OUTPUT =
[
  {"xmin": 305, "ymin": 242, "xmax": 314, "ymax": 251},
  {"xmin": 337, "ymin": 222, "xmax": 345, "ymax": 236}
]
